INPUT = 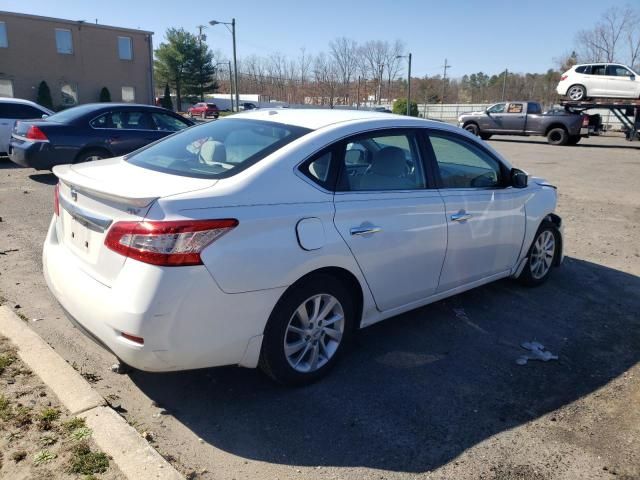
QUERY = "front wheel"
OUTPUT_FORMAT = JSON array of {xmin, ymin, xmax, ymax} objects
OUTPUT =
[
  {"xmin": 518, "ymin": 224, "xmax": 559, "ymax": 287},
  {"xmin": 464, "ymin": 123, "xmax": 479, "ymax": 136},
  {"xmin": 480, "ymin": 133, "xmax": 492, "ymax": 140},
  {"xmin": 259, "ymin": 274, "xmax": 355, "ymax": 386}
]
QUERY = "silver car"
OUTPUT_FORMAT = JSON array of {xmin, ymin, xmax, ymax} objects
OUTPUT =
[{"xmin": 0, "ymin": 97, "xmax": 53, "ymax": 155}]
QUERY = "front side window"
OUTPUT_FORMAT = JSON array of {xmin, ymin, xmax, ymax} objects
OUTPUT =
[
  {"xmin": 0, "ymin": 79, "xmax": 13, "ymax": 97},
  {"xmin": 118, "ymin": 36, "xmax": 132, "ymax": 60},
  {"xmin": 507, "ymin": 103, "xmax": 524, "ymax": 113},
  {"xmin": 339, "ymin": 132, "xmax": 425, "ymax": 191},
  {"xmin": 591, "ymin": 65, "xmax": 606, "ymax": 75},
  {"xmin": 151, "ymin": 112, "xmax": 190, "ymax": 132},
  {"xmin": 121, "ymin": 86, "xmax": 135, "ymax": 102},
  {"xmin": 61, "ymin": 83, "xmax": 78, "ymax": 105},
  {"xmin": 0, "ymin": 22, "xmax": 7, "ymax": 48},
  {"xmin": 127, "ymin": 119, "xmax": 310, "ymax": 179},
  {"xmin": 429, "ymin": 133, "xmax": 503, "ymax": 189},
  {"xmin": 487, "ymin": 103, "xmax": 506, "ymax": 114},
  {"xmin": 55, "ymin": 28, "xmax": 73, "ymax": 54},
  {"xmin": 606, "ymin": 65, "xmax": 632, "ymax": 77}
]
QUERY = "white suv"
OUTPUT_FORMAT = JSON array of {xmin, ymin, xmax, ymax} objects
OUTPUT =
[{"xmin": 557, "ymin": 63, "xmax": 640, "ymax": 101}]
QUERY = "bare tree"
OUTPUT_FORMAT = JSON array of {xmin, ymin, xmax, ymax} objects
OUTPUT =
[
  {"xmin": 313, "ymin": 53, "xmax": 339, "ymax": 107},
  {"xmin": 384, "ymin": 39, "xmax": 405, "ymax": 101},
  {"xmin": 575, "ymin": 5, "xmax": 639, "ymax": 64},
  {"xmin": 329, "ymin": 37, "xmax": 359, "ymax": 103},
  {"xmin": 361, "ymin": 40, "xmax": 388, "ymax": 104}
]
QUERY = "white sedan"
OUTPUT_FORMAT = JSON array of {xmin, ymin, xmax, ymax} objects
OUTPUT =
[
  {"xmin": 43, "ymin": 109, "xmax": 563, "ymax": 385},
  {"xmin": 557, "ymin": 63, "xmax": 640, "ymax": 100}
]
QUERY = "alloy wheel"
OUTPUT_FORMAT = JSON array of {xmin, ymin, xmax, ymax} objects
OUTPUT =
[
  {"xmin": 284, "ymin": 294, "xmax": 345, "ymax": 373},
  {"xmin": 530, "ymin": 230, "xmax": 555, "ymax": 280},
  {"xmin": 568, "ymin": 86, "xmax": 584, "ymax": 101}
]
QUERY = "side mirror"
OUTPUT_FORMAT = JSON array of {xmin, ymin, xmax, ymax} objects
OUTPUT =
[
  {"xmin": 41, "ymin": 114, "xmax": 49, "ymax": 119},
  {"xmin": 511, "ymin": 168, "xmax": 528, "ymax": 188},
  {"xmin": 630, "ymin": 75, "xmax": 636, "ymax": 81}
]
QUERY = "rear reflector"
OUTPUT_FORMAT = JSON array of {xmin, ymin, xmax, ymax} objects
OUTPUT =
[
  {"xmin": 104, "ymin": 219, "xmax": 238, "ymax": 266},
  {"xmin": 25, "ymin": 125, "xmax": 49, "ymax": 142},
  {"xmin": 582, "ymin": 115, "xmax": 589, "ymax": 127},
  {"xmin": 121, "ymin": 332, "xmax": 144, "ymax": 345},
  {"xmin": 53, "ymin": 183, "xmax": 60, "ymax": 216}
]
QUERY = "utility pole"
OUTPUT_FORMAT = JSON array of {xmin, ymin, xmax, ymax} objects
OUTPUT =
[
  {"xmin": 231, "ymin": 18, "xmax": 239, "ymax": 112},
  {"xmin": 196, "ymin": 25, "xmax": 207, "ymax": 101},
  {"xmin": 407, "ymin": 53, "xmax": 412, "ymax": 116},
  {"xmin": 377, "ymin": 64, "xmax": 384, "ymax": 105},
  {"xmin": 501, "ymin": 68, "xmax": 508, "ymax": 101},
  {"xmin": 356, "ymin": 76, "xmax": 361, "ymax": 110},
  {"xmin": 441, "ymin": 58, "xmax": 451, "ymax": 118}
]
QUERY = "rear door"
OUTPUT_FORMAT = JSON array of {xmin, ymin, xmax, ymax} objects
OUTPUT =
[
  {"xmin": 332, "ymin": 129, "xmax": 447, "ymax": 311},
  {"xmin": 587, "ymin": 64, "xmax": 608, "ymax": 95},
  {"xmin": 502, "ymin": 102, "xmax": 526, "ymax": 132},
  {"xmin": 425, "ymin": 130, "xmax": 527, "ymax": 292},
  {"xmin": 92, "ymin": 109, "xmax": 162, "ymax": 156}
]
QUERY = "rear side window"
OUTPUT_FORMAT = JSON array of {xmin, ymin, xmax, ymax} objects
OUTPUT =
[
  {"xmin": 300, "ymin": 150, "xmax": 335, "ymax": 190},
  {"xmin": 507, "ymin": 103, "xmax": 523, "ymax": 113},
  {"xmin": 0, "ymin": 103, "xmax": 45, "ymax": 119},
  {"xmin": 591, "ymin": 65, "xmax": 606, "ymax": 75},
  {"xmin": 575, "ymin": 66, "xmax": 587, "ymax": 74},
  {"xmin": 127, "ymin": 119, "xmax": 310, "ymax": 179},
  {"xmin": 527, "ymin": 102, "xmax": 542, "ymax": 114}
]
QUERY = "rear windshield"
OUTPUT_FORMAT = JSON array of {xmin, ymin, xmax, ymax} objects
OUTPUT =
[
  {"xmin": 126, "ymin": 118, "xmax": 311, "ymax": 179},
  {"xmin": 45, "ymin": 104, "xmax": 103, "ymax": 123}
]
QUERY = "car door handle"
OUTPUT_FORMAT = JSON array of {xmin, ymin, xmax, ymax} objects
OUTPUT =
[
  {"xmin": 350, "ymin": 226, "xmax": 382, "ymax": 236},
  {"xmin": 451, "ymin": 212, "xmax": 472, "ymax": 222}
]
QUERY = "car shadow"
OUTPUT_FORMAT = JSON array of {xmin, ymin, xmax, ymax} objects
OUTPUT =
[
  {"xmin": 490, "ymin": 137, "xmax": 640, "ymax": 150},
  {"xmin": 28, "ymin": 173, "xmax": 57, "ymax": 185},
  {"xmin": 130, "ymin": 257, "xmax": 639, "ymax": 473},
  {"xmin": 0, "ymin": 158, "xmax": 20, "ymax": 169}
]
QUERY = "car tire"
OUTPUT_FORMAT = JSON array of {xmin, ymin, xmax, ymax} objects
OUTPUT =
[
  {"xmin": 480, "ymin": 133, "xmax": 492, "ymax": 140},
  {"xmin": 464, "ymin": 123, "xmax": 480, "ymax": 136},
  {"xmin": 259, "ymin": 273, "xmax": 355, "ymax": 386},
  {"xmin": 566, "ymin": 84, "xmax": 587, "ymax": 101},
  {"xmin": 568, "ymin": 135, "xmax": 581, "ymax": 145},
  {"xmin": 547, "ymin": 127, "xmax": 569, "ymax": 146},
  {"xmin": 74, "ymin": 148, "xmax": 110, "ymax": 164},
  {"xmin": 518, "ymin": 222, "xmax": 559, "ymax": 287}
]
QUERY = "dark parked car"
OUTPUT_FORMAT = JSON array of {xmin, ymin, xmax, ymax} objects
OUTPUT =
[{"xmin": 8, "ymin": 103, "xmax": 194, "ymax": 170}]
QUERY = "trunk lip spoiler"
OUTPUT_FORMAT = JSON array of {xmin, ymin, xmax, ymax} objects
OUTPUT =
[
  {"xmin": 58, "ymin": 179, "xmax": 158, "ymax": 209},
  {"xmin": 59, "ymin": 193, "xmax": 113, "ymax": 233}
]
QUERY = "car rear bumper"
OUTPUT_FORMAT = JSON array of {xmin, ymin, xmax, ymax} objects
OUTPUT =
[
  {"xmin": 8, "ymin": 139, "xmax": 67, "ymax": 170},
  {"xmin": 42, "ymin": 216, "xmax": 283, "ymax": 372}
]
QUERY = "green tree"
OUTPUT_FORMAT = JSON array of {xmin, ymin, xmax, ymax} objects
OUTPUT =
[
  {"xmin": 184, "ymin": 39, "xmax": 218, "ymax": 100},
  {"xmin": 154, "ymin": 28, "xmax": 198, "ymax": 111},
  {"xmin": 392, "ymin": 98, "xmax": 418, "ymax": 116},
  {"xmin": 161, "ymin": 84, "xmax": 173, "ymax": 110},
  {"xmin": 99, "ymin": 87, "xmax": 111, "ymax": 102},
  {"xmin": 36, "ymin": 81, "xmax": 53, "ymax": 110}
]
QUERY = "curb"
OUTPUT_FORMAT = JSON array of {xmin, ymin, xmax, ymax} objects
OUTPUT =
[{"xmin": 0, "ymin": 305, "xmax": 183, "ymax": 480}]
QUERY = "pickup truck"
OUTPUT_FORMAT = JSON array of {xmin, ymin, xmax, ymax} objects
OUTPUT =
[{"xmin": 457, "ymin": 101, "xmax": 589, "ymax": 145}]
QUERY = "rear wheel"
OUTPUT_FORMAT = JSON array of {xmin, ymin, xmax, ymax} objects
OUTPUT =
[
  {"xmin": 566, "ymin": 84, "xmax": 586, "ymax": 101},
  {"xmin": 518, "ymin": 223, "xmax": 559, "ymax": 287},
  {"xmin": 547, "ymin": 127, "xmax": 569, "ymax": 146},
  {"xmin": 259, "ymin": 274, "xmax": 355, "ymax": 386},
  {"xmin": 75, "ymin": 148, "xmax": 110, "ymax": 164},
  {"xmin": 464, "ymin": 123, "xmax": 480, "ymax": 136}
]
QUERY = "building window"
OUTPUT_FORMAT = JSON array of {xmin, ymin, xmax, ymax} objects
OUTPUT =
[
  {"xmin": 118, "ymin": 36, "xmax": 132, "ymax": 60},
  {"xmin": 55, "ymin": 28, "xmax": 73, "ymax": 54},
  {"xmin": 121, "ymin": 86, "xmax": 135, "ymax": 102},
  {"xmin": 0, "ymin": 79, "xmax": 14, "ymax": 97},
  {"xmin": 61, "ymin": 83, "xmax": 78, "ymax": 105},
  {"xmin": 0, "ymin": 22, "xmax": 7, "ymax": 48}
]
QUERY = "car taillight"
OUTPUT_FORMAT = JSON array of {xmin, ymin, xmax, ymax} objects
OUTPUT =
[
  {"xmin": 25, "ymin": 125, "xmax": 49, "ymax": 141},
  {"xmin": 104, "ymin": 219, "xmax": 238, "ymax": 266},
  {"xmin": 53, "ymin": 183, "xmax": 60, "ymax": 216},
  {"xmin": 582, "ymin": 115, "xmax": 589, "ymax": 127},
  {"xmin": 560, "ymin": 75, "xmax": 568, "ymax": 81}
]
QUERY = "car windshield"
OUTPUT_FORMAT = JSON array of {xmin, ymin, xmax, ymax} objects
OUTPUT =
[{"xmin": 126, "ymin": 118, "xmax": 311, "ymax": 179}]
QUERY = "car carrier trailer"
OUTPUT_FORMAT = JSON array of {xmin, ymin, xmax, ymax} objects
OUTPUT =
[{"xmin": 560, "ymin": 99, "xmax": 640, "ymax": 141}]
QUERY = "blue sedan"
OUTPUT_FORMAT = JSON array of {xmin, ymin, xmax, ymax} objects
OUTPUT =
[{"xmin": 8, "ymin": 103, "xmax": 194, "ymax": 170}]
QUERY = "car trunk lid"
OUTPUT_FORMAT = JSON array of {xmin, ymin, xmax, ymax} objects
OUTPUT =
[{"xmin": 52, "ymin": 157, "xmax": 216, "ymax": 286}]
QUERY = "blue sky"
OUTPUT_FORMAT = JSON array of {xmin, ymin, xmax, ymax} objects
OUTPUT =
[{"xmin": 3, "ymin": 0, "xmax": 625, "ymax": 76}]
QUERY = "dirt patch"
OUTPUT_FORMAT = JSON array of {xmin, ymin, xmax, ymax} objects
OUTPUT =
[{"xmin": 0, "ymin": 335, "xmax": 124, "ymax": 479}]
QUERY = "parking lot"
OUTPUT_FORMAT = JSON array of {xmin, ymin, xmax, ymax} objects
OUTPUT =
[{"xmin": 0, "ymin": 134, "xmax": 639, "ymax": 479}]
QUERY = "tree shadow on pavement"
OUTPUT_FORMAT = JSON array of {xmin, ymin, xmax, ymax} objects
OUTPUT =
[{"xmin": 131, "ymin": 257, "xmax": 640, "ymax": 473}]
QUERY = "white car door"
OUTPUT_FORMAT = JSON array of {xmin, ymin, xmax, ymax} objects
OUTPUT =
[
  {"xmin": 605, "ymin": 65, "xmax": 640, "ymax": 98},
  {"xmin": 332, "ymin": 129, "xmax": 447, "ymax": 311},
  {"xmin": 0, "ymin": 102, "xmax": 50, "ymax": 153},
  {"xmin": 426, "ymin": 131, "xmax": 527, "ymax": 292},
  {"xmin": 0, "ymin": 103, "xmax": 13, "ymax": 153}
]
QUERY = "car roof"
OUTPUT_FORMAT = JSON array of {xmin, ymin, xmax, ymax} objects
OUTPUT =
[
  {"xmin": 0, "ymin": 97, "xmax": 49, "ymax": 108},
  {"xmin": 233, "ymin": 108, "xmax": 434, "ymax": 130}
]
